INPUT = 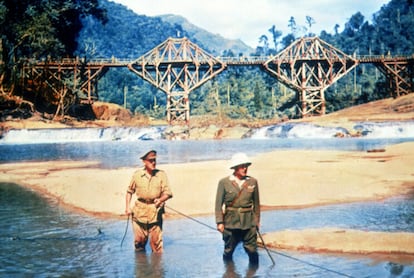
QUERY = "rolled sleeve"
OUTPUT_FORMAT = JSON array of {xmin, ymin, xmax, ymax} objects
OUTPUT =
[{"xmin": 127, "ymin": 180, "xmax": 136, "ymax": 194}]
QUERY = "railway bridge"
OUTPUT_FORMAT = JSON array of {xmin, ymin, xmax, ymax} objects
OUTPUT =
[{"xmin": 22, "ymin": 36, "xmax": 414, "ymax": 124}]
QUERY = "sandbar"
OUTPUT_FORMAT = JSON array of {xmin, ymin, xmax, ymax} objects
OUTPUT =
[{"xmin": 1, "ymin": 142, "xmax": 414, "ymax": 258}]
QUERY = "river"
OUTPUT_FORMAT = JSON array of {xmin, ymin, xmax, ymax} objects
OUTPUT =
[{"xmin": 0, "ymin": 123, "xmax": 414, "ymax": 277}]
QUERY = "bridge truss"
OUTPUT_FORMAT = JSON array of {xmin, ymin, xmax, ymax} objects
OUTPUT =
[
  {"xmin": 127, "ymin": 37, "xmax": 226, "ymax": 124},
  {"xmin": 366, "ymin": 58, "xmax": 413, "ymax": 98},
  {"xmin": 19, "ymin": 37, "xmax": 414, "ymax": 124},
  {"xmin": 263, "ymin": 37, "xmax": 358, "ymax": 117},
  {"xmin": 22, "ymin": 58, "xmax": 108, "ymax": 117}
]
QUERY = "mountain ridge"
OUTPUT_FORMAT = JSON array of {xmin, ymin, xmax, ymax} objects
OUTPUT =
[
  {"xmin": 76, "ymin": 0, "xmax": 254, "ymax": 58},
  {"xmin": 158, "ymin": 14, "xmax": 254, "ymax": 55}
]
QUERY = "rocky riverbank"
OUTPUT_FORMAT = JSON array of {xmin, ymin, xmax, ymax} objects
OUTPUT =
[{"xmin": 2, "ymin": 95, "xmax": 414, "ymax": 140}]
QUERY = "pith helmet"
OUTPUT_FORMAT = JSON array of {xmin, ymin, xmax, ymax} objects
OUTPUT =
[
  {"xmin": 140, "ymin": 150, "xmax": 157, "ymax": 160},
  {"xmin": 229, "ymin": 152, "xmax": 252, "ymax": 169}
]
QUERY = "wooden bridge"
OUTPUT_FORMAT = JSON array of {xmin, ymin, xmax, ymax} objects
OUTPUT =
[{"xmin": 22, "ymin": 37, "xmax": 414, "ymax": 124}]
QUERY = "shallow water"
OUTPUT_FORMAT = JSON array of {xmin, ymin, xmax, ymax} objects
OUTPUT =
[
  {"xmin": 1, "ymin": 137, "xmax": 414, "ymax": 168},
  {"xmin": 1, "ymin": 183, "xmax": 413, "ymax": 277},
  {"xmin": 1, "ymin": 137, "xmax": 414, "ymax": 276}
]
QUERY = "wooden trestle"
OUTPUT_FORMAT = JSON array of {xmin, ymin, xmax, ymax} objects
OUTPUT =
[
  {"xmin": 127, "ymin": 37, "xmax": 226, "ymax": 124},
  {"xmin": 359, "ymin": 56, "xmax": 414, "ymax": 98},
  {"xmin": 20, "ymin": 37, "xmax": 414, "ymax": 123},
  {"xmin": 263, "ymin": 37, "xmax": 358, "ymax": 117},
  {"xmin": 21, "ymin": 57, "xmax": 113, "ymax": 117}
]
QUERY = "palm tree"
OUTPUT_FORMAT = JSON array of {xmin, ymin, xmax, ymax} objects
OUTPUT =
[
  {"xmin": 268, "ymin": 25, "xmax": 282, "ymax": 52},
  {"xmin": 258, "ymin": 35, "xmax": 269, "ymax": 55}
]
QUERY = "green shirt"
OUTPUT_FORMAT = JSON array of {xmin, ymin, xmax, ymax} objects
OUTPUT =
[{"xmin": 215, "ymin": 175, "xmax": 260, "ymax": 230}]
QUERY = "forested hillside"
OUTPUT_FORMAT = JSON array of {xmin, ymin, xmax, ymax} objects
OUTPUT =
[
  {"xmin": 85, "ymin": 0, "xmax": 413, "ymax": 121},
  {"xmin": 76, "ymin": 1, "xmax": 253, "ymax": 58},
  {"xmin": 1, "ymin": 0, "xmax": 413, "ymax": 122},
  {"xmin": 74, "ymin": 0, "xmax": 255, "ymax": 120}
]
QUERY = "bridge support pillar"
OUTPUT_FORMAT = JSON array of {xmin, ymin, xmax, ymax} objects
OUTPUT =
[
  {"xmin": 264, "ymin": 37, "xmax": 357, "ymax": 118},
  {"xmin": 22, "ymin": 59, "xmax": 107, "ymax": 118},
  {"xmin": 298, "ymin": 89, "xmax": 326, "ymax": 117},
  {"xmin": 373, "ymin": 60, "xmax": 414, "ymax": 97},
  {"xmin": 166, "ymin": 91, "xmax": 190, "ymax": 124},
  {"xmin": 128, "ymin": 37, "xmax": 226, "ymax": 125}
]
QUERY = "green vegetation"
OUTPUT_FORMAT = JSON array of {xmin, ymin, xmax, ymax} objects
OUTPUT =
[
  {"xmin": 1, "ymin": 0, "xmax": 413, "ymax": 122},
  {"xmin": 0, "ymin": 0, "xmax": 106, "ymax": 117}
]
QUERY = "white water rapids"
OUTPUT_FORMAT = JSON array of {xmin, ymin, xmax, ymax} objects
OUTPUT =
[{"xmin": 1, "ymin": 121, "xmax": 414, "ymax": 144}]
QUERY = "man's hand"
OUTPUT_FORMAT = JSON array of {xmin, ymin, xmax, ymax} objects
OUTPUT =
[
  {"xmin": 125, "ymin": 208, "xmax": 132, "ymax": 216},
  {"xmin": 155, "ymin": 195, "xmax": 170, "ymax": 208},
  {"xmin": 217, "ymin": 223, "xmax": 224, "ymax": 233},
  {"xmin": 154, "ymin": 198, "xmax": 164, "ymax": 208}
]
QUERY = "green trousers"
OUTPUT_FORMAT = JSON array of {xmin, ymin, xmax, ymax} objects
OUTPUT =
[{"xmin": 222, "ymin": 226, "xmax": 258, "ymax": 262}]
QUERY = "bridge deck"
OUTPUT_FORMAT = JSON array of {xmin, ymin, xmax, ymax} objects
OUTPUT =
[{"xmin": 27, "ymin": 54, "xmax": 414, "ymax": 68}]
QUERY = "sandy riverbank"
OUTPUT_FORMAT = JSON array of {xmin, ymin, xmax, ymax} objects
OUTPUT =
[{"xmin": 1, "ymin": 142, "xmax": 414, "ymax": 258}]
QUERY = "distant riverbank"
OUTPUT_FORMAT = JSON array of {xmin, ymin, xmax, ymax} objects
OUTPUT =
[{"xmin": 2, "ymin": 96, "xmax": 414, "ymax": 140}]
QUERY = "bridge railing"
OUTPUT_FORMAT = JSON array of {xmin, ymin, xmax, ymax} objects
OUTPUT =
[
  {"xmin": 23, "ymin": 53, "xmax": 414, "ymax": 67},
  {"xmin": 218, "ymin": 56, "xmax": 269, "ymax": 63},
  {"xmin": 23, "ymin": 57, "xmax": 133, "ymax": 66},
  {"xmin": 356, "ymin": 54, "xmax": 414, "ymax": 62}
]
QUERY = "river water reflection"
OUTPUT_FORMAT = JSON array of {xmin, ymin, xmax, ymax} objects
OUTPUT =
[
  {"xmin": 1, "ymin": 138, "xmax": 414, "ymax": 277},
  {"xmin": 1, "ymin": 182, "xmax": 413, "ymax": 277}
]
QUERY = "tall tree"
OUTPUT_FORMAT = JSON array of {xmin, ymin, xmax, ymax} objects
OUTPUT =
[
  {"xmin": 334, "ymin": 24, "xmax": 340, "ymax": 35},
  {"xmin": 2, "ymin": 0, "xmax": 106, "ymax": 59},
  {"xmin": 253, "ymin": 82, "xmax": 263, "ymax": 112},
  {"xmin": 0, "ymin": 0, "xmax": 107, "ymax": 119},
  {"xmin": 305, "ymin": 16, "xmax": 316, "ymax": 36},
  {"xmin": 268, "ymin": 25, "xmax": 282, "ymax": 52},
  {"xmin": 288, "ymin": 16, "xmax": 297, "ymax": 35},
  {"xmin": 0, "ymin": 0, "xmax": 106, "ymax": 87},
  {"xmin": 258, "ymin": 35, "xmax": 269, "ymax": 55},
  {"xmin": 343, "ymin": 12, "xmax": 365, "ymax": 37}
]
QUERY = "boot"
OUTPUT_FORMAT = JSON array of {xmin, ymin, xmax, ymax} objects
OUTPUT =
[
  {"xmin": 248, "ymin": 252, "xmax": 259, "ymax": 266},
  {"xmin": 223, "ymin": 253, "xmax": 233, "ymax": 263}
]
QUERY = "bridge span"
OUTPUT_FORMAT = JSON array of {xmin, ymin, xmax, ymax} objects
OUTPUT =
[{"xmin": 22, "ymin": 37, "xmax": 414, "ymax": 124}]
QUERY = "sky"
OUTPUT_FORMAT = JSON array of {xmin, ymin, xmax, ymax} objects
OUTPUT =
[{"xmin": 110, "ymin": 0, "xmax": 390, "ymax": 48}]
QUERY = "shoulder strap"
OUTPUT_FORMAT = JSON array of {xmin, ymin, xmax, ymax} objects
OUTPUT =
[{"xmin": 228, "ymin": 180, "xmax": 246, "ymax": 208}]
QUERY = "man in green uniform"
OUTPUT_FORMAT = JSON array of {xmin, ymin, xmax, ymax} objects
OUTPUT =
[
  {"xmin": 215, "ymin": 152, "xmax": 260, "ymax": 266},
  {"xmin": 125, "ymin": 150, "xmax": 173, "ymax": 253}
]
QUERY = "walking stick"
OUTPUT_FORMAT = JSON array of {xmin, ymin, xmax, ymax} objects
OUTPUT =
[
  {"xmin": 257, "ymin": 228, "xmax": 275, "ymax": 265},
  {"xmin": 120, "ymin": 213, "xmax": 130, "ymax": 248}
]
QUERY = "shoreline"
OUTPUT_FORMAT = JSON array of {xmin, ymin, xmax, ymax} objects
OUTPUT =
[
  {"xmin": 1, "ymin": 95, "xmax": 414, "ymax": 141},
  {"xmin": 2, "ymin": 143, "xmax": 414, "ymax": 217},
  {"xmin": 1, "ymin": 142, "xmax": 414, "ymax": 258}
]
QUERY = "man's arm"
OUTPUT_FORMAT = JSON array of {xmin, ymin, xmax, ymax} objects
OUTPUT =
[
  {"xmin": 125, "ymin": 179, "xmax": 136, "ymax": 215},
  {"xmin": 156, "ymin": 171, "xmax": 173, "ymax": 207},
  {"xmin": 215, "ymin": 180, "xmax": 225, "ymax": 232},
  {"xmin": 253, "ymin": 180, "xmax": 260, "ymax": 228},
  {"xmin": 154, "ymin": 194, "xmax": 171, "ymax": 208},
  {"xmin": 125, "ymin": 192, "xmax": 132, "ymax": 215}
]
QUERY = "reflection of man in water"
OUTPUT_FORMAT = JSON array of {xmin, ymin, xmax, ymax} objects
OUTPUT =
[
  {"xmin": 215, "ymin": 153, "xmax": 260, "ymax": 266},
  {"xmin": 135, "ymin": 252, "xmax": 163, "ymax": 276},
  {"xmin": 223, "ymin": 260, "xmax": 258, "ymax": 277},
  {"xmin": 125, "ymin": 150, "xmax": 173, "ymax": 252}
]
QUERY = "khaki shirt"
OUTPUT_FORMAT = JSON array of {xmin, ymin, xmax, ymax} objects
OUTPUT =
[
  {"xmin": 215, "ymin": 175, "xmax": 260, "ymax": 230},
  {"xmin": 127, "ymin": 168, "xmax": 173, "ymax": 224}
]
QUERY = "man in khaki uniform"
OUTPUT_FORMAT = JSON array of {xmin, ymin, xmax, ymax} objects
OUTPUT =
[
  {"xmin": 125, "ymin": 150, "xmax": 173, "ymax": 253},
  {"xmin": 215, "ymin": 153, "xmax": 260, "ymax": 266}
]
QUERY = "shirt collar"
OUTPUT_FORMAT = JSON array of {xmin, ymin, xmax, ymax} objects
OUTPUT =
[
  {"xmin": 140, "ymin": 168, "xmax": 152, "ymax": 178},
  {"xmin": 229, "ymin": 174, "xmax": 249, "ymax": 182}
]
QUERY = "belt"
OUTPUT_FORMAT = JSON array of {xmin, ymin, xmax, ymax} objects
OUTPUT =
[
  {"xmin": 226, "ymin": 206, "xmax": 253, "ymax": 213},
  {"xmin": 138, "ymin": 198, "xmax": 155, "ymax": 204}
]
